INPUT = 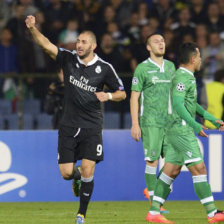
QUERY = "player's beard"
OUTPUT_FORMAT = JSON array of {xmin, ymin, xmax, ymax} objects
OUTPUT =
[
  {"xmin": 154, "ymin": 52, "xmax": 165, "ymax": 57},
  {"xmin": 79, "ymin": 46, "xmax": 92, "ymax": 59}
]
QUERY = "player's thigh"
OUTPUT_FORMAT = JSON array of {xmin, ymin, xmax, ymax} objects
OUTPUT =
[
  {"xmin": 141, "ymin": 126, "xmax": 165, "ymax": 161},
  {"xmin": 78, "ymin": 128, "xmax": 103, "ymax": 163},
  {"xmin": 57, "ymin": 125, "xmax": 79, "ymax": 164},
  {"xmin": 168, "ymin": 133, "xmax": 203, "ymax": 166},
  {"xmin": 163, "ymin": 135, "xmax": 184, "ymax": 167}
]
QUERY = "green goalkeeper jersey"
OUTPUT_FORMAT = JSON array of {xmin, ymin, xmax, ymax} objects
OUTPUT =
[
  {"xmin": 131, "ymin": 58, "xmax": 175, "ymax": 127},
  {"xmin": 168, "ymin": 67, "xmax": 198, "ymax": 134}
]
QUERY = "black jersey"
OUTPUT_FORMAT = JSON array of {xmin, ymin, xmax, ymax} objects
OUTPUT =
[{"xmin": 56, "ymin": 48, "xmax": 124, "ymax": 129}]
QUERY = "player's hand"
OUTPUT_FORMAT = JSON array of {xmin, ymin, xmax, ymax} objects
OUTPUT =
[
  {"xmin": 131, "ymin": 124, "xmax": 141, "ymax": 141},
  {"xmin": 49, "ymin": 83, "xmax": 56, "ymax": 91},
  {"xmin": 199, "ymin": 125, "xmax": 208, "ymax": 137},
  {"xmin": 94, "ymin": 92, "xmax": 109, "ymax": 102},
  {"xmin": 216, "ymin": 120, "xmax": 224, "ymax": 131},
  {"xmin": 25, "ymin": 15, "xmax": 36, "ymax": 29}
]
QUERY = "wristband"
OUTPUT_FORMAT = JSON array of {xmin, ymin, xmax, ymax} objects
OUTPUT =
[{"xmin": 107, "ymin": 92, "xmax": 112, "ymax": 100}]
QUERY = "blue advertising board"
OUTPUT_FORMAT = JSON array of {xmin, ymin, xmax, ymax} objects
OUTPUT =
[{"xmin": 0, "ymin": 130, "xmax": 223, "ymax": 202}]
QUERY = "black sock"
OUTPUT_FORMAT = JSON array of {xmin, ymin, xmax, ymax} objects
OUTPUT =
[
  {"xmin": 78, "ymin": 177, "xmax": 94, "ymax": 217},
  {"xmin": 74, "ymin": 167, "xmax": 81, "ymax": 180}
]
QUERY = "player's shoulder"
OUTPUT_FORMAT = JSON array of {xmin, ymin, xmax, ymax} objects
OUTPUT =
[
  {"xmin": 58, "ymin": 48, "xmax": 77, "ymax": 60},
  {"xmin": 173, "ymin": 68, "xmax": 190, "ymax": 82},
  {"xmin": 96, "ymin": 54, "xmax": 117, "ymax": 73},
  {"xmin": 58, "ymin": 48, "xmax": 76, "ymax": 55},
  {"xmin": 135, "ymin": 59, "xmax": 152, "ymax": 70},
  {"xmin": 164, "ymin": 59, "xmax": 175, "ymax": 68}
]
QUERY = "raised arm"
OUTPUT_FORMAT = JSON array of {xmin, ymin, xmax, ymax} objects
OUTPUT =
[{"xmin": 25, "ymin": 15, "xmax": 58, "ymax": 60}]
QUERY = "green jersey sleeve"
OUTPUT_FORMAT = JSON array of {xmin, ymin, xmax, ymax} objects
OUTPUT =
[
  {"xmin": 173, "ymin": 96, "xmax": 202, "ymax": 134},
  {"xmin": 196, "ymin": 103, "xmax": 221, "ymax": 128},
  {"xmin": 172, "ymin": 75, "xmax": 188, "ymax": 98},
  {"xmin": 131, "ymin": 64, "xmax": 145, "ymax": 92}
]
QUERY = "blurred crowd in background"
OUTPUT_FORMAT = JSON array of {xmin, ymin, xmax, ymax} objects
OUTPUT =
[{"xmin": 0, "ymin": 0, "xmax": 224, "ymax": 129}]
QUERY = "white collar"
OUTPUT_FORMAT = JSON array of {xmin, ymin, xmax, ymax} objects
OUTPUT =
[
  {"xmin": 179, "ymin": 67, "xmax": 194, "ymax": 77},
  {"xmin": 77, "ymin": 53, "xmax": 98, "ymax": 66},
  {"xmin": 148, "ymin": 57, "xmax": 164, "ymax": 72}
]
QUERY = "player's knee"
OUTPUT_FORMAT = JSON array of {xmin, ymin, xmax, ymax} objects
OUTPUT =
[
  {"xmin": 60, "ymin": 169, "xmax": 73, "ymax": 180},
  {"xmin": 189, "ymin": 162, "xmax": 207, "ymax": 175},
  {"xmin": 197, "ymin": 163, "xmax": 206, "ymax": 175},
  {"xmin": 81, "ymin": 170, "xmax": 92, "ymax": 178},
  {"xmin": 171, "ymin": 168, "xmax": 181, "ymax": 178},
  {"xmin": 81, "ymin": 166, "xmax": 94, "ymax": 178}
]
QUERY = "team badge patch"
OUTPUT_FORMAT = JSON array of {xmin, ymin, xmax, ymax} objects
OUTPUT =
[
  {"xmin": 176, "ymin": 82, "xmax": 185, "ymax": 91},
  {"xmin": 132, "ymin": 77, "xmax": 138, "ymax": 85},
  {"xmin": 95, "ymin": 65, "xmax": 101, "ymax": 73}
]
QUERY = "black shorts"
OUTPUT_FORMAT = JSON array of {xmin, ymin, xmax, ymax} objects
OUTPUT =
[{"xmin": 58, "ymin": 125, "xmax": 103, "ymax": 164}]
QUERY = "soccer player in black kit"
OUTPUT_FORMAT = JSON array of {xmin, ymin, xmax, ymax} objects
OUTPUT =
[{"xmin": 25, "ymin": 15, "xmax": 126, "ymax": 224}]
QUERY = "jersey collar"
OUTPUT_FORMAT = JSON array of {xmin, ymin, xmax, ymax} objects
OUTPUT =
[
  {"xmin": 148, "ymin": 58, "xmax": 165, "ymax": 72},
  {"xmin": 77, "ymin": 53, "xmax": 99, "ymax": 66},
  {"xmin": 179, "ymin": 67, "xmax": 194, "ymax": 77}
]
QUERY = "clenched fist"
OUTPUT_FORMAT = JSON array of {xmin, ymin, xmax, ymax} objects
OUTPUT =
[
  {"xmin": 25, "ymin": 15, "xmax": 36, "ymax": 29},
  {"xmin": 94, "ymin": 92, "xmax": 110, "ymax": 102}
]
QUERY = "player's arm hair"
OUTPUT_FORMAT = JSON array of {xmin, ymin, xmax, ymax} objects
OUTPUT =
[
  {"xmin": 196, "ymin": 103, "xmax": 221, "ymax": 128},
  {"xmin": 29, "ymin": 26, "xmax": 58, "ymax": 60},
  {"xmin": 173, "ymin": 96, "xmax": 202, "ymax": 134},
  {"xmin": 130, "ymin": 91, "xmax": 141, "ymax": 126},
  {"xmin": 110, "ymin": 90, "xmax": 126, "ymax": 102}
]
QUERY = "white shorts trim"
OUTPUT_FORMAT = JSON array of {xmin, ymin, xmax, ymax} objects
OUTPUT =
[{"xmin": 185, "ymin": 157, "xmax": 201, "ymax": 164}]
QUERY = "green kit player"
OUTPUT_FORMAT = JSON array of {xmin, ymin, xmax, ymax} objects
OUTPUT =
[
  {"xmin": 147, "ymin": 42, "xmax": 224, "ymax": 223},
  {"xmin": 130, "ymin": 33, "xmax": 175, "ymax": 214}
]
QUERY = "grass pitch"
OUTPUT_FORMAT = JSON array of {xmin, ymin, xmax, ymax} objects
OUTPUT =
[{"xmin": 0, "ymin": 201, "xmax": 224, "ymax": 224}]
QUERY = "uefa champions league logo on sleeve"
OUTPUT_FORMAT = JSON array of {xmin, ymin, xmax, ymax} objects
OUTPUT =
[{"xmin": 0, "ymin": 141, "xmax": 28, "ymax": 197}]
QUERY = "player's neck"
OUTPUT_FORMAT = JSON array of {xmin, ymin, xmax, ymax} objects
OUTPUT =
[
  {"xmin": 81, "ymin": 53, "xmax": 95, "ymax": 66},
  {"xmin": 180, "ymin": 64, "xmax": 195, "ymax": 73},
  {"xmin": 150, "ymin": 55, "xmax": 163, "ymax": 66}
]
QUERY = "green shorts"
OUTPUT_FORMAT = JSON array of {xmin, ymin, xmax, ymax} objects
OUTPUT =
[
  {"xmin": 141, "ymin": 126, "xmax": 166, "ymax": 161},
  {"xmin": 165, "ymin": 132, "xmax": 203, "ymax": 167}
]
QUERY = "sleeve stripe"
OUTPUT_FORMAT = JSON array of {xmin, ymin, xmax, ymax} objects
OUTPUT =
[
  {"xmin": 97, "ymin": 57, "xmax": 121, "ymax": 82},
  {"xmin": 59, "ymin": 48, "xmax": 76, "ymax": 55}
]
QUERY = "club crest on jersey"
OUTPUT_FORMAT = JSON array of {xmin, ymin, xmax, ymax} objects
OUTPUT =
[
  {"xmin": 177, "ymin": 82, "xmax": 185, "ymax": 91},
  {"xmin": 132, "ymin": 77, "xmax": 138, "ymax": 85},
  {"xmin": 95, "ymin": 65, "xmax": 101, "ymax": 73}
]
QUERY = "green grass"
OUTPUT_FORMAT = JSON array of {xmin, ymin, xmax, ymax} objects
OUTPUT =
[{"xmin": 0, "ymin": 201, "xmax": 224, "ymax": 224}]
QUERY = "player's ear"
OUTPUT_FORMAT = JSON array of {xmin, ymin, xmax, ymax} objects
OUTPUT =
[
  {"xmin": 92, "ymin": 42, "xmax": 97, "ymax": 51},
  {"xmin": 146, "ymin": 44, "xmax": 151, "ymax": 52},
  {"xmin": 190, "ymin": 55, "xmax": 195, "ymax": 64}
]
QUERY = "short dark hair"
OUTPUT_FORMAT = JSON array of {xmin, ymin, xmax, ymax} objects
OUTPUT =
[
  {"xmin": 79, "ymin": 30, "xmax": 97, "ymax": 44},
  {"xmin": 179, "ymin": 42, "xmax": 198, "ymax": 64},
  {"xmin": 146, "ymin": 32, "xmax": 163, "ymax": 46},
  {"xmin": 214, "ymin": 69, "xmax": 224, "ymax": 82}
]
